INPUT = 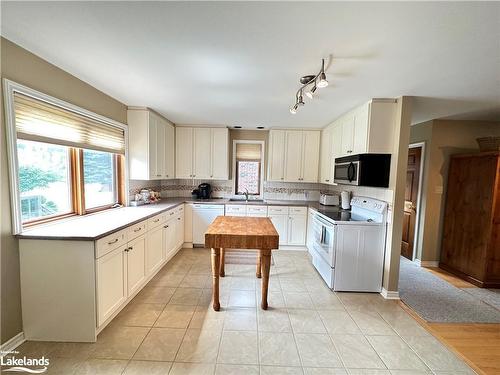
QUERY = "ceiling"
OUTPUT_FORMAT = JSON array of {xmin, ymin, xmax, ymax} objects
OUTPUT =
[{"xmin": 2, "ymin": 2, "xmax": 499, "ymax": 128}]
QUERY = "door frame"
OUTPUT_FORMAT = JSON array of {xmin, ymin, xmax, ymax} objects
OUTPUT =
[{"xmin": 408, "ymin": 142, "xmax": 426, "ymax": 261}]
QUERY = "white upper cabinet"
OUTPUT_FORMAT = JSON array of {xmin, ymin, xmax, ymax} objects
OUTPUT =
[
  {"xmin": 128, "ymin": 109, "xmax": 175, "ymax": 180},
  {"xmin": 320, "ymin": 126, "xmax": 333, "ymax": 184},
  {"xmin": 175, "ymin": 127, "xmax": 229, "ymax": 180},
  {"xmin": 268, "ymin": 130, "xmax": 286, "ymax": 181},
  {"xmin": 268, "ymin": 130, "xmax": 320, "ymax": 183}
]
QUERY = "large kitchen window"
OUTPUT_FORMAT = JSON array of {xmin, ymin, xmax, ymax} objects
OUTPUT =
[
  {"xmin": 5, "ymin": 81, "xmax": 127, "ymax": 231},
  {"xmin": 233, "ymin": 141, "xmax": 265, "ymax": 197}
]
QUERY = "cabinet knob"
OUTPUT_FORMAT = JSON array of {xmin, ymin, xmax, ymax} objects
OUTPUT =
[
  {"xmin": 164, "ymin": 225, "xmax": 169, "ymax": 228},
  {"xmin": 281, "ymin": 177, "xmax": 284, "ymax": 180},
  {"xmin": 210, "ymin": 175, "xmax": 213, "ymax": 178},
  {"xmin": 325, "ymin": 179, "xmax": 329, "ymax": 182}
]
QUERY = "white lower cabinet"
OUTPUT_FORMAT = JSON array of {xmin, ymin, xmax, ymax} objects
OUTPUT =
[
  {"xmin": 126, "ymin": 234, "xmax": 147, "ymax": 296},
  {"xmin": 267, "ymin": 206, "xmax": 307, "ymax": 247},
  {"xmin": 96, "ymin": 245, "xmax": 127, "ymax": 327},
  {"xmin": 164, "ymin": 217, "xmax": 177, "ymax": 260},
  {"xmin": 146, "ymin": 225, "xmax": 165, "ymax": 276},
  {"xmin": 288, "ymin": 214, "xmax": 307, "ymax": 245},
  {"xmin": 268, "ymin": 214, "xmax": 288, "ymax": 245}
]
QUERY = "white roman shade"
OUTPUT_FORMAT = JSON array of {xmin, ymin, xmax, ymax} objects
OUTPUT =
[
  {"xmin": 14, "ymin": 92, "xmax": 125, "ymax": 154},
  {"xmin": 236, "ymin": 143, "xmax": 262, "ymax": 160}
]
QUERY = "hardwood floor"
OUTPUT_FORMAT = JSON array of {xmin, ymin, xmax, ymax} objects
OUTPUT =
[{"xmin": 401, "ymin": 266, "xmax": 500, "ymax": 375}]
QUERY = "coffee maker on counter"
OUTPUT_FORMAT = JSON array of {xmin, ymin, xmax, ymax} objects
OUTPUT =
[{"xmin": 191, "ymin": 183, "xmax": 212, "ymax": 199}]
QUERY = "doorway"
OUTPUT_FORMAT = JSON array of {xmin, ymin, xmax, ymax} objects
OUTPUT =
[{"xmin": 401, "ymin": 145, "xmax": 422, "ymax": 260}]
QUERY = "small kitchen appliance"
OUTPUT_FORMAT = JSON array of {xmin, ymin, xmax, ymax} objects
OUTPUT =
[
  {"xmin": 319, "ymin": 193, "xmax": 339, "ymax": 206},
  {"xmin": 197, "ymin": 183, "xmax": 212, "ymax": 199},
  {"xmin": 340, "ymin": 191, "xmax": 351, "ymax": 210},
  {"xmin": 334, "ymin": 153, "xmax": 391, "ymax": 187}
]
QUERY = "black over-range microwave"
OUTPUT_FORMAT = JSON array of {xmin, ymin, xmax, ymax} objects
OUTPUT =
[{"xmin": 334, "ymin": 153, "xmax": 391, "ymax": 187}]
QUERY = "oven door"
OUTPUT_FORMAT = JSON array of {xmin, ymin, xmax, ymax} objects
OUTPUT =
[
  {"xmin": 334, "ymin": 161, "xmax": 359, "ymax": 185},
  {"xmin": 312, "ymin": 215, "xmax": 336, "ymax": 267}
]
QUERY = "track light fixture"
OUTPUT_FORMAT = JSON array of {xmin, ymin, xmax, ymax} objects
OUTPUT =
[{"xmin": 290, "ymin": 58, "xmax": 329, "ymax": 114}]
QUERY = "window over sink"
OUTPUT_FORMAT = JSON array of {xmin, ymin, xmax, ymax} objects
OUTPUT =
[{"xmin": 233, "ymin": 140, "xmax": 265, "ymax": 199}]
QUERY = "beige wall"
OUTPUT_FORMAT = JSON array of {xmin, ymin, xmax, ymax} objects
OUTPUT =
[
  {"xmin": 228, "ymin": 129, "xmax": 269, "ymax": 181},
  {"xmin": 0, "ymin": 38, "xmax": 127, "ymax": 344},
  {"xmin": 410, "ymin": 119, "xmax": 500, "ymax": 262}
]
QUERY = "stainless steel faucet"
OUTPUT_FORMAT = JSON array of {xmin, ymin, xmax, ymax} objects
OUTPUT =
[{"xmin": 244, "ymin": 188, "xmax": 249, "ymax": 202}]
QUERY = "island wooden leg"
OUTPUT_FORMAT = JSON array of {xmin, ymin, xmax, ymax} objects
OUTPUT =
[
  {"xmin": 256, "ymin": 252, "xmax": 262, "ymax": 278},
  {"xmin": 260, "ymin": 249, "xmax": 272, "ymax": 310},
  {"xmin": 211, "ymin": 248, "xmax": 221, "ymax": 311},
  {"xmin": 219, "ymin": 248, "xmax": 225, "ymax": 277}
]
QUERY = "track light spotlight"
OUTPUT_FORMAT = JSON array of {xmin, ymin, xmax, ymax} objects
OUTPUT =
[
  {"xmin": 306, "ymin": 85, "xmax": 317, "ymax": 99},
  {"xmin": 290, "ymin": 103, "xmax": 299, "ymax": 114},
  {"xmin": 317, "ymin": 71, "xmax": 328, "ymax": 88},
  {"xmin": 289, "ymin": 58, "xmax": 329, "ymax": 113}
]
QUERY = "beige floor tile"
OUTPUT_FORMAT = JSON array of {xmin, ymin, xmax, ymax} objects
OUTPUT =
[
  {"xmin": 389, "ymin": 370, "xmax": 431, "ymax": 375},
  {"xmin": 155, "ymin": 304, "xmax": 196, "ymax": 328},
  {"xmin": 122, "ymin": 360, "xmax": 172, "ymax": 375},
  {"xmin": 402, "ymin": 336, "xmax": 474, "ymax": 373},
  {"xmin": 303, "ymin": 277, "xmax": 331, "ymax": 293},
  {"xmin": 224, "ymin": 308, "xmax": 257, "ymax": 331},
  {"xmin": 378, "ymin": 310, "xmax": 430, "ymax": 337},
  {"xmin": 133, "ymin": 327, "xmax": 185, "ymax": 361},
  {"xmin": 288, "ymin": 309, "xmax": 327, "ymax": 333},
  {"xmin": 261, "ymin": 365, "xmax": 304, "ymax": 374},
  {"xmin": 227, "ymin": 290, "xmax": 256, "ymax": 308},
  {"xmin": 263, "ymin": 291, "xmax": 286, "ymax": 308},
  {"xmin": 318, "ymin": 310, "xmax": 362, "ymax": 335},
  {"xmin": 189, "ymin": 306, "xmax": 226, "ymax": 331},
  {"xmin": 46, "ymin": 342, "xmax": 96, "ymax": 360},
  {"xmin": 348, "ymin": 311, "xmax": 396, "ymax": 336},
  {"xmin": 230, "ymin": 276, "xmax": 257, "ymax": 291},
  {"xmin": 218, "ymin": 331, "xmax": 259, "ymax": 365},
  {"xmin": 215, "ymin": 364, "xmax": 259, "ymax": 375},
  {"xmin": 90, "ymin": 326, "xmax": 149, "ymax": 360},
  {"xmin": 366, "ymin": 336, "xmax": 428, "ymax": 371},
  {"xmin": 180, "ymin": 274, "xmax": 211, "ymax": 288},
  {"xmin": 170, "ymin": 288, "xmax": 204, "ymax": 305},
  {"xmin": 149, "ymin": 272, "xmax": 186, "ymax": 287},
  {"xmin": 169, "ymin": 362, "xmax": 216, "ymax": 375},
  {"xmin": 295, "ymin": 333, "xmax": 343, "ymax": 368},
  {"xmin": 44, "ymin": 357, "xmax": 83, "ymax": 374},
  {"xmin": 346, "ymin": 370, "xmax": 390, "ymax": 375},
  {"xmin": 257, "ymin": 308, "xmax": 292, "ymax": 332},
  {"xmin": 310, "ymin": 292, "xmax": 345, "ymax": 310},
  {"xmin": 74, "ymin": 359, "xmax": 128, "ymax": 375},
  {"xmin": 114, "ymin": 303, "xmax": 164, "ymax": 327},
  {"xmin": 331, "ymin": 334, "xmax": 386, "ymax": 369},
  {"xmin": 259, "ymin": 332, "xmax": 301, "ymax": 366},
  {"xmin": 279, "ymin": 277, "xmax": 307, "ymax": 292},
  {"xmin": 283, "ymin": 292, "xmax": 314, "ymax": 309},
  {"xmin": 16, "ymin": 341, "xmax": 58, "ymax": 357},
  {"xmin": 132, "ymin": 286, "xmax": 176, "ymax": 304},
  {"xmin": 189, "ymin": 263, "xmax": 212, "ymax": 275},
  {"xmin": 176, "ymin": 328, "xmax": 222, "ymax": 363},
  {"xmin": 304, "ymin": 368, "xmax": 348, "ymax": 375}
]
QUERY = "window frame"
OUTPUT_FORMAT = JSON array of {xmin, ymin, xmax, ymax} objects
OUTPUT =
[
  {"xmin": 232, "ymin": 140, "xmax": 265, "ymax": 199},
  {"xmin": 235, "ymin": 159, "xmax": 261, "ymax": 195},
  {"xmin": 3, "ymin": 79, "xmax": 129, "ymax": 234}
]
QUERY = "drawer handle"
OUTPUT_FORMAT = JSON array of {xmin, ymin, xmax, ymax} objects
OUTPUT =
[
  {"xmin": 125, "ymin": 247, "xmax": 132, "ymax": 252},
  {"xmin": 164, "ymin": 225, "xmax": 169, "ymax": 228},
  {"xmin": 107, "ymin": 238, "xmax": 119, "ymax": 245},
  {"xmin": 177, "ymin": 218, "xmax": 181, "ymax": 221},
  {"xmin": 153, "ymin": 218, "xmax": 160, "ymax": 223},
  {"xmin": 134, "ymin": 227, "xmax": 142, "ymax": 232},
  {"xmin": 170, "ymin": 212, "xmax": 175, "ymax": 216}
]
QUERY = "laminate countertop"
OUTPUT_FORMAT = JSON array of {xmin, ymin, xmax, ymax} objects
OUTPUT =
[{"xmin": 16, "ymin": 198, "xmax": 330, "ymax": 241}]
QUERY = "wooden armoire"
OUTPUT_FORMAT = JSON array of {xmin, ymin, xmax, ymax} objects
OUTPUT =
[{"xmin": 440, "ymin": 151, "xmax": 500, "ymax": 288}]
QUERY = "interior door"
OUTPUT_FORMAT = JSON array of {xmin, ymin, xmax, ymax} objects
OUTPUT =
[
  {"xmin": 193, "ymin": 128, "xmax": 212, "ymax": 179},
  {"xmin": 401, "ymin": 147, "xmax": 422, "ymax": 260},
  {"xmin": 175, "ymin": 127, "xmax": 193, "ymax": 178}
]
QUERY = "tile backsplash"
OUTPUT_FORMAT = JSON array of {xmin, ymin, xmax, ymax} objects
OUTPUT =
[{"xmin": 129, "ymin": 179, "xmax": 394, "ymax": 206}]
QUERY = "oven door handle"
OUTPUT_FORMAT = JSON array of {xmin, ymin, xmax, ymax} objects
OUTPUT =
[{"xmin": 347, "ymin": 162, "xmax": 355, "ymax": 182}]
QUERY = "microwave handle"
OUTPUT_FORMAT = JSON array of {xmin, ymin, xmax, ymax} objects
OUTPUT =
[{"xmin": 347, "ymin": 162, "xmax": 355, "ymax": 182}]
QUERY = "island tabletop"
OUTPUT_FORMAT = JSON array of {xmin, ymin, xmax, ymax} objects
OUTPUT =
[{"xmin": 205, "ymin": 216, "xmax": 279, "ymax": 310}]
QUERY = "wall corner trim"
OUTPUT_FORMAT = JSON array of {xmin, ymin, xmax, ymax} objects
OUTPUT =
[
  {"xmin": 0, "ymin": 332, "xmax": 25, "ymax": 356},
  {"xmin": 413, "ymin": 259, "xmax": 439, "ymax": 267},
  {"xmin": 381, "ymin": 288, "xmax": 400, "ymax": 300}
]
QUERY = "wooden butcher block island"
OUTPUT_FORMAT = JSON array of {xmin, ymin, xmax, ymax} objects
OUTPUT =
[{"xmin": 205, "ymin": 216, "xmax": 279, "ymax": 311}]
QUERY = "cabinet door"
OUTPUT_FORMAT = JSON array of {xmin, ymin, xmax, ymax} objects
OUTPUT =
[
  {"xmin": 268, "ymin": 130, "xmax": 286, "ymax": 181},
  {"xmin": 301, "ymin": 131, "xmax": 320, "ymax": 182},
  {"xmin": 353, "ymin": 104, "xmax": 369, "ymax": 154},
  {"xmin": 176, "ymin": 211, "xmax": 185, "ymax": 249},
  {"xmin": 164, "ymin": 122, "xmax": 175, "ymax": 179},
  {"xmin": 155, "ymin": 121, "xmax": 166, "ymax": 179},
  {"xmin": 163, "ymin": 218, "xmax": 176, "ymax": 260},
  {"xmin": 146, "ymin": 226, "xmax": 165, "ymax": 276},
  {"xmin": 284, "ymin": 131, "xmax": 303, "ymax": 182},
  {"xmin": 211, "ymin": 128, "xmax": 228, "ymax": 179},
  {"xmin": 175, "ymin": 127, "xmax": 193, "ymax": 178},
  {"xmin": 331, "ymin": 123, "xmax": 343, "ymax": 159},
  {"xmin": 341, "ymin": 116, "xmax": 355, "ymax": 156},
  {"xmin": 320, "ymin": 127, "xmax": 333, "ymax": 184},
  {"xmin": 288, "ymin": 214, "xmax": 307, "ymax": 245},
  {"xmin": 193, "ymin": 128, "xmax": 212, "ymax": 179},
  {"xmin": 148, "ymin": 114, "xmax": 158, "ymax": 179},
  {"xmin": 127, "ymin": 235, "xmax": 146, "ymax": 296},
  {"xmin": 96, "ymin": 245, "xmax": 127, "ymax": 326},
  {"xmin": 268, "ymin": 214, "xmax": 288, "ymax": 245}
]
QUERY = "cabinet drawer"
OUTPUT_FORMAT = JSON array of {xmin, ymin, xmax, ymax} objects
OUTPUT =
[
  {"xmin": 96, "ymin": 229, "xmax": 127, "ymax": 258},
  {"xmin": 268, "ymin": 206, "xmax": 289, "ymax": 215},
  {"xmin": 225, "ymin": 205, "xmax": 247, "ymax": 215},
  {"xmin": 147, "ymin": 213, "xmax": 166, "ymax": 230},
  {"xmin": 176, "ymin": 205, "xmax": 184, "ymax": 213},
  {"xmin": 247, "ymin": 205, "xmax": 268, "ymax": 216},
  {"xmin": 127, "ymin": 220, "xmax": 147, "ymax": 241},
  {"xmin": 289, "ymin": 206, "xmax": 307, "ymax": 215}
]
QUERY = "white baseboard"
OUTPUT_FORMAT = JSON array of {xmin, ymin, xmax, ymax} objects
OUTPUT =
[
  {"xmin": 381, "ymin": 288, "xmax": 400, "ymax": 300},
  {"xmin": 0, "ymin": 332, "xmax": 25, "ymax": 356},
  {"xmin": 183, "ymin": 242, "xmax": 193, "ymax": 248},
  {"xmin": 413, "ymin": 259, "xmax": 439, "ymax": 267}
]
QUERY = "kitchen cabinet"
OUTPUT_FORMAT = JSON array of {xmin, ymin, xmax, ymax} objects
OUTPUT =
[
  {"xmin": 267, "ymin": 206, "xmax": 307, "ymax": 247},
  {"xmin": 126, "ymin": 234, "xmax": 146, "ymax": 296},
  {"xmin": 163, "ymin": 216, "xmax": 176, "ymax": 260},
  {"xmin": 174, "ymin": 207, "xmax": 185, "ymax": 250},
  {"xmin": 176, "ymin": 127, "xmax": 229, "ymax": 180},
  {"xmin": 268, "ymin": 213, "xmax": 288, "ymax": 246},
  {"xmin": 306, "ymin": 208, "xmax": 315, "ymax": 254},
  {"xmin": 268, "ymin": 130, "xmax": 320, "ymax": 183},
  {"xmin": 127, "ymin": 108, "xmax": 175, "ymax": 180},
  {"xmin": 320, "ymin": 127, "xmax": 333, "ymax": 184},
  {"xmin": 225, "ymin": 205, "xmax": 268, "ymax": 217},
  {"xmin": 146, "ymin": 225, "xmax": 165, "ymax": 276}
]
